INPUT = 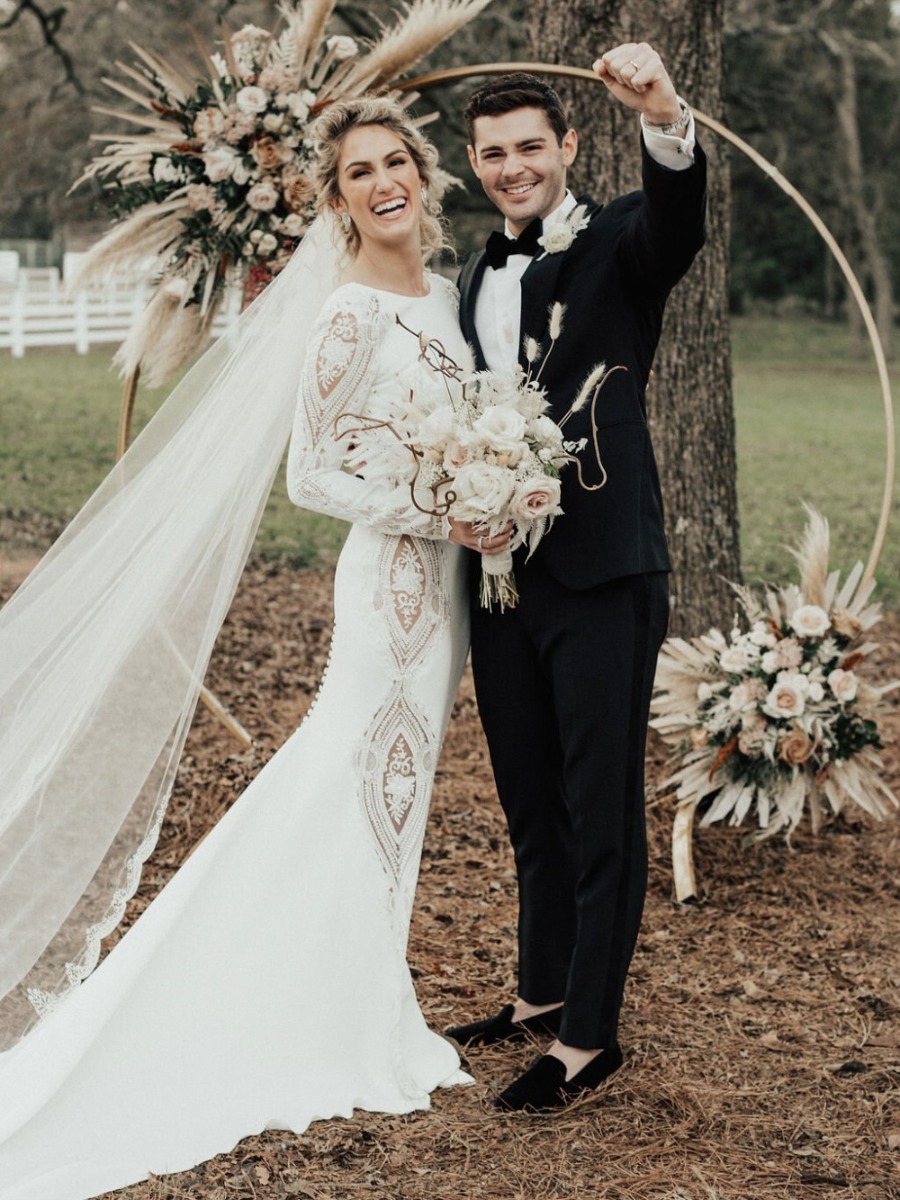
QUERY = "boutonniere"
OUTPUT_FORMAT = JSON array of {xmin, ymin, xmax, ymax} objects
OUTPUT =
[{"xmin": 536, "ymin": 204, "xmax": 590, "ymax": 258}]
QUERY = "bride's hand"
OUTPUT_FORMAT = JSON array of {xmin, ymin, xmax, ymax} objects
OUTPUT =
[{"xmin": 448, "ymin": 519, "xmax": 514, "ymax": 554}]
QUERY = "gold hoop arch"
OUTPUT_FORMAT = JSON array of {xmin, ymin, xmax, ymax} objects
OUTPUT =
[
  {"xmin": 113, "ymin": 61, "xmax": 896, "ymax": 822},
  {"xmin": 396, "ymin": 62, "xmax": 896, "ymax": 903}
]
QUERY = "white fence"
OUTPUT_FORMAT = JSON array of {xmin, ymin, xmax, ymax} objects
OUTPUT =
[{"xmin": 0, "ymin": 254, "xmax": 241, "ymax": 358}]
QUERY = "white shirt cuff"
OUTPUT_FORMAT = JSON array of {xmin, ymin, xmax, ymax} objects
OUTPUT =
[{"xmin": 640, "ymin": 110, "xmax": 696, "ymax": 171}]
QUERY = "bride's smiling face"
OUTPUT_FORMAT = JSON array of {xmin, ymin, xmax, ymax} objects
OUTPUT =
[{"xmin": 333, "ymin": 124, "xmax": 423, "ymax": 250}]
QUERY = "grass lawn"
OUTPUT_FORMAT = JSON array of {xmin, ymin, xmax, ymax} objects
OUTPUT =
[
  {"xmin": 1, "ymin": 312, "xmax": 897, "ymax": 603},
  {"xmin": 731, "ymin": 313, "xmax": 898, "ymax": 605}
]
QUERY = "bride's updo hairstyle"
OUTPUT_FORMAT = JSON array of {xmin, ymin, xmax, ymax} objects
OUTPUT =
[{"xmin": 311, "ymin": 96, "xmax": 450, "ymax": 262}]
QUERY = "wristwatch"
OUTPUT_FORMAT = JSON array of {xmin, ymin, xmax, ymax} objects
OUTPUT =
[{"xmin": 641, "ymin": 97, "xmax": 691, "ymax": 137}]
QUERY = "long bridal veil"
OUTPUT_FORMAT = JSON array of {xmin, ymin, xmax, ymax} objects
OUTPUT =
[{"xmin": 0, "ymin": 216, "xmax": 343, "ymax": 1050}]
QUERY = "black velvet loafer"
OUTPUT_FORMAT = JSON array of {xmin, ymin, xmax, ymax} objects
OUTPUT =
[
  {"xmin": 494, "ymin": 1043, "xmax": 624, "ymax": 1111},
  {"xmin": 445, "ymin": 1003, "xmax": 563, "ymax": 1048}
]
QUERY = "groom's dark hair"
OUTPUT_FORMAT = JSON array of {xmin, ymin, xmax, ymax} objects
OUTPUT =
[{"xmin": 464, "ymin": 73, "xmax": 570, "ymax": 146}]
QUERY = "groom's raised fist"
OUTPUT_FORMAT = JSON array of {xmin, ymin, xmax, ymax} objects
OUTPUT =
[{"xmin": 592, "ymin": 42, "xmax": 682, "ymax": 127}]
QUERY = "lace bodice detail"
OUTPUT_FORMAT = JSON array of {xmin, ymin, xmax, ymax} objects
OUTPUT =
[{"xmin": 287, "ymin": 278, "xmax": 463, "ymax": 539}]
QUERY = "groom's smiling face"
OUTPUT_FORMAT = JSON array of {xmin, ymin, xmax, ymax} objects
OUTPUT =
[{"xmin": 467, "ymin": 107, "xmax": 578, "ymax": 237}]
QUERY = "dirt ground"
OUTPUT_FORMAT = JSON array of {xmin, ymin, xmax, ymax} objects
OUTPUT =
[{"xmin": 1, "ymin": 550, "xmax": 899, "ymax": 1200}]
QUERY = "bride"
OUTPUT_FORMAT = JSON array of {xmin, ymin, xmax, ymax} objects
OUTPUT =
[{"xmin": 0, "ymin": 97, "xmax": 508, "ymax": 1200}]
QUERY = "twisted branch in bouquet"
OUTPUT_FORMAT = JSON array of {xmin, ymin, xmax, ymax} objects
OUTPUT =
[
  {"xmin": 332, "ymin": 409, "xmax": 458, "ymax": 518},
  {"xmin": 557, "ymin": 362, "xmax": 627, "ymax": 493}
]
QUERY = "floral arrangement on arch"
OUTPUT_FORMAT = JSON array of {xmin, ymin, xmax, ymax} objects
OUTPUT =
[
  {"xmin": 650, "ymin": 509, "xmax": 898, "ymax": 840},
  {"xmin": 73, "ymin": 0, "xmax": 490, "ymax": 385}
]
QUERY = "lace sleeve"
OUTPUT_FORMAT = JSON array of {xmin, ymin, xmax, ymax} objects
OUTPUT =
[{"xmin": 286, "ymin": 290, "xmax": 450, "ymax": 539}]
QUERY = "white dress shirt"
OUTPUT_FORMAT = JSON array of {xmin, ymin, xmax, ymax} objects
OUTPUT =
[{"xmin": 474, "ymin": 116, "xmax": 696, "ymax": 372}]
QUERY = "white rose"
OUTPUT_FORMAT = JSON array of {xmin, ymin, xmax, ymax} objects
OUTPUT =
[
  {"xmin": 235, "ymin": 85, "xmax": 268, "ymax": 114},
  {"xmin": 203, "ymin": 146, "xmax": 238, "ymax": 182},
  {"xmin": 185, "ymin": 183, "xmax": 216, "ymax": 211},
  {"xmin": 418, "ymin": 406, "xmax": 457, "ymax": 449},
  {"xmin": 808, "ymin": 681, "xmax": 825, "ymax": 702},
  {"xmin": 749, "ymin": 622, "xmax": 777, "ymax": 648},
  {"xmin": 286, "ymin": 93, "xmax": 311, "ymax": 121},
  {"xmin": 763, "ymin": 674, "xmax": 808, "ymax": 719},
  {"xmin": 719, "ymin": 645, "xmax": 751, "ymax": 673},
  {"xmin": 246, "ymin": 181, "xmax": 279, "ymax": 211},
  {"xmin": 729, "ymin": 680, "xmax": 759, "ymax": 713},
  {"xmin": 527, "ymin": 414, "xmax": 564, "ymax": 451},
  {"xmin": 828, "ymin": 668, "xmax": 858, "ymax": 703},
  {"xmin": 193, "ymin": 107, "xmax": 225, "ymax": 141},
  {"xmin": 538, "ymin": 224, "xmax": 576, "ymax": 255},
  {"xmin": 281, "ymin": 212, "xmax": 306, "ymax": 237},
  {"xmin": 473, "ymin": 405, "xmax": 527, "ymax": 458},
  {"xmin": 450, "ymin": 462, "xmax": 516, "ymax": 521},
  {"xmin": 509, "ymin": 476, "xmax": 562, "ymax": 522},
  {"xmin": 790, "ymin": 604, "xmax": 830, "ymax": 638},
  {"xmin": 232, "ymin": 160, "xmax": 254, "ymax": 186},
  {"xmin": 697, "ymin": 682, "xmax": 713, "ymax": 702},
  {"xmin": 258, "ymin": 232, "xmax": 278, "ymax": 253},
  {"xmin": 326, "ymin": 34, "xmax": 359, "ymax": 59},
  {"xmin": 151, "ymin": 157, "xmax": 184, "ymax": 184}
]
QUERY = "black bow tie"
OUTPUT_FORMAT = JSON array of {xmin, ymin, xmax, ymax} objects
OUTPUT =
[{"xmin": 484, "ymin": 220, "xmax": 543, "ymax": 270}]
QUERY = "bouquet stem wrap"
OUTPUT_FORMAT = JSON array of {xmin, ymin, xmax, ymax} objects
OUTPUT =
[{"xmin": 479, "ymin": 548, "xmax": 518, "ymax": 612}]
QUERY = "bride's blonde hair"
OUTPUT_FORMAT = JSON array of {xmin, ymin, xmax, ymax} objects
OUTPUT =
[{"xmin": 311, "ymin": 97, "xmax": 451, "ymax": 262}]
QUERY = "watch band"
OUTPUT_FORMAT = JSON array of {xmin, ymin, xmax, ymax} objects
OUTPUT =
[{"xmin": 641, "ymin": 97, "xmax": 691, "ymax": 137}]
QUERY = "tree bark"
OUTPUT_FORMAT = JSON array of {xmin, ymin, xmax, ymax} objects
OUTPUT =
[{"xmin": 529, "ymin": 0, "xmax": 740, "ymax": 635}]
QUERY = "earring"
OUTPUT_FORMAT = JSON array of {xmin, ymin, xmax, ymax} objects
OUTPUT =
[{"xmin": 340, "ymin": 212, "xmax": 351, "ymax": 231}]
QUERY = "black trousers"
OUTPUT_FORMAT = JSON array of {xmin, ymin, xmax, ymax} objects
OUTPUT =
[{"xmin": 470, "ymin": 557, "xmax": 669, "ymax": 1049}]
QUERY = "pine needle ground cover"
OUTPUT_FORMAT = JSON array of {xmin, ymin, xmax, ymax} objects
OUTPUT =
[{"xmin": 0, "ymin": 549, "xmax": 897, "ymax": 1200}]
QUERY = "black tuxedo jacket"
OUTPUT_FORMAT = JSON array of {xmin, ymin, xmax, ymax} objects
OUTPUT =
[{"xmin": 459, "ymin": 141, "xmax": 707, "ymax": 590}]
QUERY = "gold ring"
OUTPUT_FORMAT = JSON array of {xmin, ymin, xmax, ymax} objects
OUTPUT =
[{"xmin": 478, "ymin": 536, "xmax": 484, "ymax": 550}]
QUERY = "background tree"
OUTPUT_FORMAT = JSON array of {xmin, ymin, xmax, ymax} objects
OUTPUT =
[
  {"xmin": 529, "ymin": 0, "xmax": 740, "ymax": 634},
  {"xmin": 726, "ymin": 0, "xmax": 900, "ymax": 355}
]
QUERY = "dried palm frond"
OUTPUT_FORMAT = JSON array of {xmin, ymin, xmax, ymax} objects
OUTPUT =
[
  {"xmin": 789, "ymin": 502, "xmax": 830, "ymax": 608},
  {"xmin": 282, "ymin": 0, "xmax": 337, "ymax": 78},
  {"xmin": 337, "ymin": 0, "xmax": 492, "ymax": 94}
]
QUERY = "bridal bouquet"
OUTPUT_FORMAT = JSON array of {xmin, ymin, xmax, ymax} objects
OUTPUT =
[
  {"xmin": 336, "ymin": 308, "xmax": 617, "ymax": 610},
  {"xmin": 409, "ymin": 356, "xmax": 568, "ymax": 611},
  {"xmin": 650, "ymin": 510, "xmax": 898, "ymax": 840}
]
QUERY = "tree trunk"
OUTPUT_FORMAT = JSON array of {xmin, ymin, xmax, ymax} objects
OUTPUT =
[
  {"xmin": 529, "ymin": 0, "xmax": 740, "ymax": 635},
  {"xmin": 820, "ymin": 31, "xmax": 894, "ymax": 359}
]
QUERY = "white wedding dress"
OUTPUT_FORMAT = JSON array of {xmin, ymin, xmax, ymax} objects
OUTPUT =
[{"xmin": 0, "ymin": 278, "xmax": 471, "ymax": 1200}]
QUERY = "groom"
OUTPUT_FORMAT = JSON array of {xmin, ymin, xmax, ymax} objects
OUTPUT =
[{"xmin": 446, "ymin": 45, "xmax": 707, "ymax": 1110}]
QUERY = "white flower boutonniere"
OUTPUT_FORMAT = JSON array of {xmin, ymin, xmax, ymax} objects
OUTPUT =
[{"xmin": 537, "ymin": 204, "xmax": 590, "ymax": 258}]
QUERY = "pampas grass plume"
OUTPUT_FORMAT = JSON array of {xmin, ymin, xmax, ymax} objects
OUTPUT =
[{"xmin": 548, "ymin": 301, "xmax": 565, "ymax": 341}]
